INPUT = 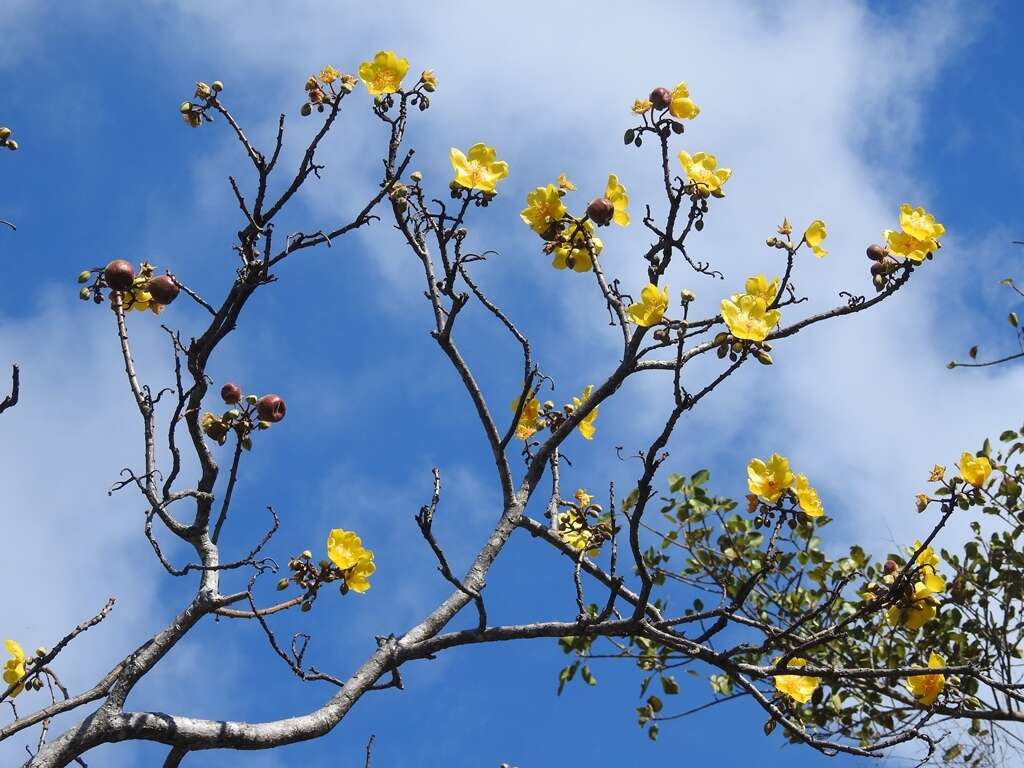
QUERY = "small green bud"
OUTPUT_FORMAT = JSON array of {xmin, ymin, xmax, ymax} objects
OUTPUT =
[
  {"xmin": 179, "ymin": 101, "xmax": 193, "ymax": 114},
  {"xmin": 276, "ymin": 578, "xmax": 290, "ymax": 591},
  {"xmin": 258, "ymin": 420, "xmax": 271, "ymax": 430},
  {"xmin": 79, "ymin": 287, "xmax": 91, "ymax": 300},
  {"xmin": 35, "ymin": 647, "xmax": 47, "ymax": 657},
  {"xmin": 410, "ymin": 170, "xmax": 423, "ymax": 182},
  {"xmin": 300, "ymin": 103, "xmax": 313, "ymax": 117},
  {"xmin": 5, "ymin": 139, "xmax": 18, "ymax": 151},
  {"xmin": 301, "ymin": 550, "xmax": 313, "ymax": 559},
  {"xmin": 77, "ymin": 270, "xmax": 92, "ymax": 284},
  {"xmin": 301, "ymin": 601, "xmax": 312, "ymax": 612},
  {"xmin": 245, "ymin": 394, "xmax": 258, "ymax": 404},
  {"xmin": 211, "ymin": 80, "xmax": 224, "ymax": 92},
  {"xmin": 0, "ymin": 127, "xmax": 10, "ymax": 140},
  {"xmin": 680, "ymin": 289, "xmax": 696, "ymax": 303}
]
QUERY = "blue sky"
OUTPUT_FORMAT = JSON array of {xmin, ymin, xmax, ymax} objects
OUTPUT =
[{"xmin": 2, "ymin": 1, "xmax": 1023, "ymax": 766}]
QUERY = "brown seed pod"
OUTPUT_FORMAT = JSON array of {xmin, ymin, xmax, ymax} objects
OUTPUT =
[
  {"xmin": 649, "ymin": 87, "xmax": 671, "ymax": 110},
  {"xmin": 148, "ymin": 275, "xmax": 180, "ymax": 305},
  {"xmin": 103, "ymin": 260, "xmax": 135, "ymax": 291},
  {"xmin": 256, "ymin": 394, "xmax": 287, "ymax": 423},
  {"xmin": 220, "ymin": 383, "xmax": 242, "ymax": 404},
  {"xmin": 586, "ymin": 197, "xmax": 615, "ymax": 226}
]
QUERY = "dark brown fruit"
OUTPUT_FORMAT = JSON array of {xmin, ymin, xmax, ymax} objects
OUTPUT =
[
  {"xmin": 883, "ymin": 559, "xmax": 898, "ymax": 574},
  {"xmin": 866, "ymin": 244, "xmax": 886, "ymax": 261},
  {"xmin": 649, "ymin": 87, "xmax": 671, "ymax": 110},
  {"xmin": 870, "ymin": 260, "xmax": 888, "ymax": 277},
  {"xmin": 220, "ymin": 383, "xmax": 242, "ymax": 404},
  {"xmin": 148, "ymin": 275, "xmax": 180, "ymax": 305},
  {"xmin": 256, "ymin": 394, "xmax": 287, "ymax": 423},
  {"xmin": 586, "ymin": 197, "xmax": 615, "ymax": 226},
  {"xmin": 104, "ymin": 259, "xmax": 135, "ymax": 291}
]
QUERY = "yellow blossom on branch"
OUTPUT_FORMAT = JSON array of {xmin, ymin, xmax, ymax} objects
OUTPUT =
[
  {"xmin": 678, "ymin": 151, "xmax": 731, "ymax": 196},
  {"xmin": 803, "ymin": 220, "xmax": 828, "ymax": 258},
  {"xmin": 552, "ymin": 220, "xmax": 603, "ymax": 272},
  {"xmin": 573, "ymin": 385, "xmax": 599, "ymax": 440},
  {"xmin": 929, "ymin": 464, "xmax": 946, "ymax": 482},
  {"xmin": 604, "ymin": 174, "xmax": 630, "ymax": 227},
  {"xmin": 959, "ymin": 451, "xmax": 992, "ymax": 488},
  {"xmin": 884, "ymin": 203, "xmax": 945, "ymax": 263},
  {"xmin": 449, "ymin": 143, "xmax": 509, "ymax": 193},
  {"xmin": 3, "ymin": 639, "xmax": 26, "ymax": 697},
  {"xmin": 512, "ymin": 395, "xmax": 542, "ymax": 441},
  {"xmin": 748, "ymin": 454, "xmax": 794, "ymax": 502},
  {"xmin": 419, "ymin": 70, "xmax": 438, "ymax": 90},
  {"xmin": 721, "ymin": 294, "xmax": 780, "ymax": 342},
  {"xmin": 556, "ymin": 174, "xmax": 576, "ymax": 192},
  {"xmin": 794, "ymin": 474, "xmax": 824, "ymax": 517},
  {"xmin": 774, "ymin": 658, "xmax": 820, "ymax": 704},
  {"xmin": 520, "ymin": 185, "xmax": 567, "ymax": 236},
  {"xmin": 627, "ymin": 283, "xmax": 669, "ymax": 327},
  {"xmin": 358, "ymin": 50, "xmax": 409, "ymax": 95},
  {"xmin": 887, "ymin": 580, "xmax": 939, "ymax": 630},
  {"xmin": 326, "ymin": 528, "xmax": 376, "ymax": 594},
  {"xmin": 668, "ymin": 82, "xmax": 700, "ymax": 120},
  {"xmin": 318, "ymin": 65, "xmax": 341, "ymax": 85},
  {"xmin": 632, "ymin": 99, "xmax": 652, "ymax": 114},
  {"xmin": 738, "ymin": 274, "xmax": 780, "ymax": 306},
  {"xmin": 906, "ymin": 652, "xmax": 946, "ymax": 706},
  {"xmin": 575, "ymin": 488, "xmax": 593, "ymax": 508}
]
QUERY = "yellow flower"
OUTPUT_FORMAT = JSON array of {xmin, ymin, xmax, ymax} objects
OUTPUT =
[
  {"xmin": 748, "ymin": 454, "xmax": 794, "ymax": 502},
  {"xmin": 318, "ymin": 65, "xmax": 341, "ymax": 85},
  {"xmin": 604, "ymin": 174, "xmax": 629, "ymax": 227},
  {"xmin": 553, "ymin": 220, "xmax": 603, "ymax": 272},
  {"xmin": 884, "ymin": 229, "xmax": 933, "ymax": 263},
  {"xmin": 906, "ymin": 652, "xmax": 946, "ymax": 706},
  {"xmin": 910, "ymin": 541, "xmax": 946, "ymax": 593},
  {"xmin": 738, "ymin": 274, "xmax": 780, "ymax": 306},
  {"xmin": 574, "ymin": 488, "xmax": 593, "ymax": 508},
  {"xmin": 420, "ymin": 69, "xmax": 438, "ymax": 90},
  {"xmin": 720, "ymin": 294, "xmax": 781, "ymax": 342},
  {"xmin": 668, "ymin": 82, "xmax": 700, "ymax": 120},
  {"xmin": 678, "ymin": 151, "xmax": 730, "ymax": 196},
  {"xmin": 358, "ymin": 50, "xmax": 409, "ymax": 95},
  {"xmin": 794, "ymin": 474, "xmax": 824, "ymax": 517},
  {"xmin": 512, "ymin": 395, "xmax": 542, "ymax": 441},
  {"xmin": 915, "ymin": 493, "xmax": 930, "ymax": 512},
  {"xmin": 632, "ymin": 99, "xmax": 653, "ymax": 114},
  {"xmin": 899, "ymin": 203, "xmax": 945, "ymax": 243},
  {"xmin": 803, "ymin": 220, "xmax": 828, "ymax": 258},
  {"xmin": 557, "ymin": 508, "xmax": 598, "ymax": 555},
  {"xmin": 887, "ymin": 580, "xmax": 938, "ymax": 630},
  {"xmin": 326, "ymin": 528, "xmax": 375, "ymax": 593},
  {"xmin": 556, "ymin": 174, "xmax": 576, "ymax": 192},
  {"xmin": 3, "ymin": 639, "xmax": 26, "ymax": 697},
  {"xmin": 777, "ymin": 217, "xmax": 793, "ymax": 236},
  {"xmin": 774, "ymin": 658, "xmax": 819, "ymax": 704},
  {"xmin": 573, "ymin": 385, "xmax": 599, "ymax": 440},
  {"xmin": 959, "ymin": 452, "xmax": 992, "ymax": 488},
  {"xmin": 520, "ymin": 185, "xmax": 567, "ymax": 236},
  {"xmin": 626, "ymin": 283, "xmax": 669, "ymax": 327},
  {"xmin": 929, "ymin": 464, "xmax": 946, "ymax": 482},
  {"xmin": 449, "ymin": 143, "xmax": 509, "ymax": 193}
]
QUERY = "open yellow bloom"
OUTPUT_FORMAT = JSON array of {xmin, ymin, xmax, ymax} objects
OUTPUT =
[
  {"xmin": 748, "ymin": 454, "xmax": 794, "ymax": 502},
  {"xmin": 911, "ymin": 541, "xmax": 946, "ymax": 593},
  {"xmin": 318, "ymin": 65, "xmax": 341, "ymax": 85},
  {"xmin": 668, "ymin": 82, "xmax": 700, "ymax": 120},
  {"xmin": 721, "ymin": 294, "xmax": 780, "ymax": 342},
  {"xmin": 906, "ymin": 652, "xmax": 946, "ymax": 706},
  {"xmin": 450, "ymin": 143, "xmax": 509, "ymax": 193},
  {"xmin": 553, "ymin": 220, "xmax": 603, "ymax": 272},
  {"xmin": 3, "ymin": 639, "xmax": 26, "ymax": 697},
  {"xmin": 556, "ymin": 174, "xmax": 576, "ymax": 192},
  {"xmin": 604, "ymin": 174, "xmax": 629, "ymax": 227},
  {"xmin": 419, "ymin": 70, "xmax": 438, "ymax": 90},
  {"xmin": 326, "ymin": 528, "xmax": 375, "ymax": 593},
  {"xmin": 887, "ymin": 580, "xmax": 938, "ymax": 630},
  {"xmin": 358, "ymin": 50, "xmax": 409, "ymax": 95},
  {"xmin": 512, "ymin": 395, "xmax": 542, "ymax": 441},
  {"xmin": 794, "ymin": 474, "xmax": 824, "ymax": 517},
  {"xmin": 929, "ymin": 464, "xmax": 946, "ymax": 482},
  {"xmin": 632, "ymin": 99, "xmax": 652, "ymax": 114},
  {"xmin": 803, "ymin": 220, "xmax": 828, "ymax": 258},
  {"xmin": 737, "ymin": 274, "xmax": 780, "ymax": 306},
  {"xmin": 573, "ymin": 385, "xmax": 599, "ymax": 440},
  {"xmin": 520, "ymin": 184, "xmax": 567, "ymax": 236},
  {"xmin": 575, "ymin": 488, "xmax": 593, "ymax": 508},
  {"xmin": 959, "ymin": 451, "xmax": 992, "ymax": 488},
  {"xmin": 899, "ymin": 203, "xmax": 945, "ymax": 243},
  {"xmin": 884, "ymin": 229, "xmax": 932, "ymax": 263},
  {"xmin": 678, "ymin": 151, "xmax": 730, "ymax": 196},
  {"xmin": 774, "ymin": 658, "xmax": 819, "ymax": 704},
  {"xmin": 627, "ymin": 283, "xmax": 669, "ymax": 327}
]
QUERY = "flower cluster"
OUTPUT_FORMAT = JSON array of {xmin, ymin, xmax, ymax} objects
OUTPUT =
[
  {"xmin": 78, "ymin": 260, "xmax": 180, "ymax": 314},
  {"xmin": 556, "ymin": 489, "xmax": 613, "ymax": 556},
  {"xmin": 201, "ymin": 384, "xmax": 286, "ymax": 448},
  {"xmin": 519, "ymin": 174, "xmax": 629, "ymax": 273},
  {"xmin": 3, "ymin": 639, "xmax": 26, "ymax": 697},
  {"xmin": 747, "ymin": 453, "xmax": 824, "ymax": 519},
  {"xmin": 179, "ymin": 79, "xmax": 223, "ymax": 127},
  {"xmin": 865, "ymin": 204, "xmax": 946, "ymax": 291},
  {"xmin": 677, "ymin": 151, "xmax": 731, "ymax": 198},
  {"xmin": 880, "ymin": 542, "xmax": 946, "ymax": 630},
  {"xmin": 513, "ymin": 385, "xmax": 599, "ymax": 442},
  {"xmin": 301, "ymin": 65, "xmax": 357, "ymax": 115},
  {"xmin": 0, "ymin": 126, "xmax": 18, "ymax": 151},
  {"xmin": 326, "ymin": 528, "xmax": 376, "ymax": 594},
  {"xmin": 718, "ymin": 274, "xmax": 782, "ymax": 350}
]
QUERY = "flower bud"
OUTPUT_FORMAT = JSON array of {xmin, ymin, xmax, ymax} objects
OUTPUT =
[
  {"xmin": 301, "ymin": 550, "xmax": 313, "ymax": 559},
  {"xmin": 104, "ymin": 259, "xmax": 136, "ymax": 291},
  {"xmin": 870, "ymin": 260, "xmax": 888, "ymax": 277},
  {"xmin": 77, "ymin": 270, "xmax": 92, "ymax": 284},
  {"xmin": 883, "ymin": 559, "xmax": 898, "ymax": 574},
  {"xmin": 221, "ymin": 382, "xmax": 242, "ymax": 404},
  {"xmin": 866, "ymin": 244, "xmax": 887, "ymax": 261},
  {"xmin": 148, "ymin": 274, "xmax": 179, "ymax": 305},
  {"xmin": 179, "ymin": 101, "xmax": 193, "ymax": 114},
  {"xmin": 195, "ymin": 82, "xmax": 213, "ymax": 99},
  {"xmin": 245, "ymin": 394, "xmax": 258, "ymax": 404},
  {"xmin": 680, "ymin": 289, "xmax": 696, "ymax": 303},
  {"xmin": 79, "ymin": 287, "xmax": 91, "ymax": 300},
  {"xmin": 276, "ymin": 578, "xmax": 290, "ymax": 591},
  {"xmin": 0, "ymin": 127, "xmax": 10, "ymax": 140},
  {"xmin": 5, "ymin": 139, "xmax": 17, "ymax": 151},
  {"xmin": 586, "ymin": 197, "xmax": 615, "ymax": 226},
  {"xmin": 258, "ymin": 420, "xmax": 272, "ymax": 430},
  {"xmin": 410, "ymin": 171, "xmax": 423, "ymax": 183},
  {"xmin": 35, "ymin": 647, "xmax": 47, "ymax": 657},
  {"xmin": 301, "ymin": 601, "xmax": 312, "ymax": 612},
  {"xmin": 211, "ymin": 80, "xmax": 224, "ymax": 92},
  {"xmin": 872, "ymin": 274, "xmax": 885, "ymax": 290},
  {"xmin": 649, "ymin": 87, "xmax": 671, "ymax": 110},
  {"xmin": 300, "ymin": 103, "xmax": 313, "ymax": 117}
]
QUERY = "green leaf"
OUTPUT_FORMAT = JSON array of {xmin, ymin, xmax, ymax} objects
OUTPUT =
[
  {"xmin": 661, "ymin": 675, "xmax": 680, "ymax": 695},
  {"xmin": 623, "ymin": 128, "xmax": 636, "ymax": 145},
  {"xmin": 1010, "ymin": 312, "xmax": 1019, "ymax": 328},
  {"xmin": 690, "ymin": 468, "xmax": 710, "ymax": 486},
  {"xmin": 943, "ymin": 744, "xmax": 963, "ymax": 762},
  {"xmin": 581, "ymin": 666, "xmax": 596, "ymax": 686},
  {"xmin": 648, "ymin": 725, "xmax": 659, "ymax": 741}
]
